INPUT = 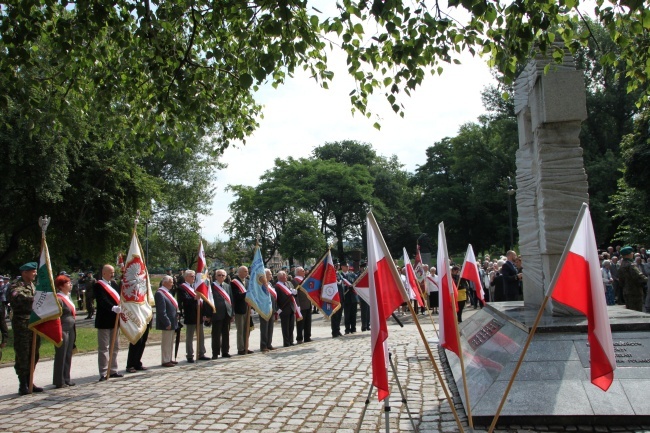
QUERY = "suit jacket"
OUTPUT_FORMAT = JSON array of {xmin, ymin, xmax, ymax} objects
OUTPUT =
[
  {"xmin": 500, "ymin": 261, "xmax": 519, "ymax": 300},
  {"xmin": 155, "ymin": 289, "xmax": 178, "ymax": 331},
  {"xmin": 211, "ymin": 282, "xmax": 233, "ymax": 321},
  {"xmin": 59, "ymin": 295, "xmax": 76, "ymax": 332},
  {"xmin": 177, "ymin": 284, "xmax": 208, "ymax": 325},
  {"xmin": 276, "ymin": 281, "xmax": 296, "ymax": 317},
  {"xmin": 294, "ymin": 277, "xmax": 311, "ymax": 310},
  {"xmin": 231, "ymin": 276, "xmax": 249, "ymax": 315},
  {"xmin": 94, "ymin": 279, "xmax": 120, "ymax": 329}
]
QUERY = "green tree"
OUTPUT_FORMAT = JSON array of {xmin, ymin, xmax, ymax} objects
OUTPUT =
[{"xmin": 278, "ymin": 211, "xmax": 327, "ymax": 266}]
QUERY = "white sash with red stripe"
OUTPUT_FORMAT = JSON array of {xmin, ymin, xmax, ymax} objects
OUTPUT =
[
  {"xmin": 97, "ymin": 279, "xmax": 120, "ymax": 304},
  {"xmin": 158, "ymin": 287, "xmax": 179, "ymax": 310},
  {"xmin": 427, "ymin": 274, "xmax": 439, "ymax": 291},
  {"xmin": 293, "ymin": 276, "xmax": 304, "ymax": 284},
  {"xmin": 276, "ymin": 282, "xmax": 299, "ymax": 314},
  {"xmin": 267, "ymin": 283, "xmax": 277, "ymax": 301},
  {"xmin": 57, "ymin": 293, "xmax": 76, "ymax": 317},
  {"xmin": 212, "ymin": 282, "xmax": 232, "ymax": 305},
  {"xmin": 231, "ymin": 279, "xmax": 247, "ymax": 294},
  {"xmin": 340, "ymin": 275, "xmax": 353, "ymax": 287},
  {"xmin": 180, "ymin": 282, "xmax": 196, "ymax": 297}
]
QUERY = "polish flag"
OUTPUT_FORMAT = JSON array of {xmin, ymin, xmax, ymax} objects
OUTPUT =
[
  {"xmin": 353, "ymin": 270, "xmax": 369, "ymax": 304},
  {"xmin": 195, "ymin": 240, "xmax": 215, "ymax": 312},
  {"xmin": 548, "ymin": 204, "xmax": 615, "ymax": 391},
  {"xmin": 437, "ymin": 222, "xmax": 460, "ymax": 357},
  {"xmin": 403, "ymin": 248, "xmax": 424, "ymax": 308},
  {"xmin": 367, "ymin": 212, "xmax": 407, "ymax": 401},
  {"xmin": 460, "ymin": 244, "xmax": 484, "ymax": 303}
]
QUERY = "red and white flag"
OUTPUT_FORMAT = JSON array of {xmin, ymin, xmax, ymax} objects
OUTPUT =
[
  {"xmin": 120, "ymin": 232, "xmax": 154, "ymax": 344},
  {"xmin": 403, "ymin": 248, "xmax": 424, "ymax": 308},
  {"xmin": 116, "ymin": 253, "xmax": 125, "ymax": 271},
  {"xmin": 460, "ymin": 244, "xmax": 484, "ymax": 303},
  {"xmin": 437, "ymin": 222, "xmax": 460, "ymax": 357},
  {"xmin": 367, "ymin": 212, "xmax": 407, "ymax": 401},
  {"xmin": 548, "ymin": 204, "xmax": 616, "ymax": 391},
  {"xmin": 195, "ymin": 240, "xmax": 215, "ymax": 312},
  {"xmin": 353, "ymin": 270, "xmax": 369, "ymax": 304}
]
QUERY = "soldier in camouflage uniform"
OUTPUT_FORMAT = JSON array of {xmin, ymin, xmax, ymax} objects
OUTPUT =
[
  {"xmin": 7, "ymin": 262, "xmax": 44, "ymax": 395},
  {"xmin": 618, "ymin": 246, "xmax": 648, "ymax": 312}
]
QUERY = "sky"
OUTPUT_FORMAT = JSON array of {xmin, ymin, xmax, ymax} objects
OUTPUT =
[{"xmin": 202, "ymin": 44, "xmax": 496, "ymax": 241}]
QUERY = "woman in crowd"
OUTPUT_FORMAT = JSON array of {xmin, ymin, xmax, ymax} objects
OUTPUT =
[{"xmin": 53, "ymin": 274, "xmax": 76, "ymax": 388}]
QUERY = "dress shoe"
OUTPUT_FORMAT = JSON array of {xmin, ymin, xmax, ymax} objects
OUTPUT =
[
  {"xmin": 110, "ymin": 373, "xmax": 124, "ymax": 378},
  {"xmin": 198, "ymin": 356, "xmax": 211, "ymax": 361},
  {"xmin": 126, "ymin": 367, "xmax": 137, "ymax": 373},
  {"xmin": 221, "ymin": 354, "xmax": 231, "ymax": 358},
  {"xmin": 268, "ymin": 346, "xmax": 275, "ymax": 351},
  {"xmin": 246, "ymin": 350, "xmax": 254, "ymax": 354},
  {"xmin": 304, "ymin": 338, "xmax": 312, "ymax": 342},
  {"xmin": 187, "ymin": 358, "xmax": 195, "ymax": 363},
  {"xmin": 212, "ymin": 355, "xmax": 219, "ymax": 359},
  {"xmin": 171, "ymin": 361, "xmax": 178, "ymax": 365},
  {"xmin": 296, "ymin": 339, "xmax": 303, "ymax": 344},
  {"xmin": 237, "ymin": 350, "xmax": 245, "ymax": 355},
  {"xmin": 66, "ymin": 382, "xmax": 76, "ymax": 386},
  {"xmin": 32, "ymin": 385, "xmax": 44, "ymax": 392},
  {"xmin": 98, "ymin": 376, "xmax": 107, "ymax": 382},
  {"xmin": 162, "ymin": 362, "xmax": 175, "ymax": 367},
  {"xmin": 262, "ymin": 349, "xmax": 270, "ymax": 353},
  {"xmin": 135, "ymin": 366, "xmax": 148, "ymax": 371},
  {"xmin": 55, "ymin": 384, "xmax": 68, "ymax": 389}
]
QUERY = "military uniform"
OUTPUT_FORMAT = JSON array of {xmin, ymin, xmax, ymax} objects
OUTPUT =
[
  {"xmin": 619, "ymin": 257, "xmax": 647, "ymax": 312},
  {"xmin": 7, "ymin": 262, "xmax": 43, "ymax": 395}
]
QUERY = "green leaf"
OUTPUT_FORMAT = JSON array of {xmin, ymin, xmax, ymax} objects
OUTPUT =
[{"xmin": 239, "ymin": 73, "xmax": 254, "ymax": 89}]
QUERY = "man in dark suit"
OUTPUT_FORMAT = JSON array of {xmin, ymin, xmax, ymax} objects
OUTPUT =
[
  {"xmin": 155, "ymin": 275, "xmax": 179, "ymax": 367},
  {"xmin": 294, "ymin": 267, "xmax": 312, "ymax": 343},
  {"xmin": 501, "ymin": 251, "xmax": 522, "ymax": 301},
  {"xmin": 275, "ymin": 271, "xmax": 297, "ymax": 347},
  {"xmin": 178, "ymin": 270, "xmax": 209, "ymax": 362},
  {"xmin": 94, "ymin": 265, "xmax": 124, "ymax": 381},
  {"xmin": 210, "ymin": 269, "xmax": 233, "ymax": 359}
]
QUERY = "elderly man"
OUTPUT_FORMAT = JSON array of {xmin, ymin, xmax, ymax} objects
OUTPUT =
[
  {"xmin": 155, "ymin": 275, "xmax": 179, "ymax": 367},
  {"xmin": 294, "ymin": 267, "xmax": 312, "ymax": 343},
  {"xmin": 275, "ymin": 270, "xmax": 297, "ymax": 347},
  {"xmin": 94, "ymin": 264, "xmax": 123, "ymax": 381},
  {"xmin": 210, "ymin": 269, "xmax": 233, "ymax": 359},
  {"xmin": 501, "ymin": 250, "xmax": 522, "ymax": 302},
  {"xmin": 231, "ymin": 266, "xmax": 253, "ymax": 355},
  {"xmin": 178, "ymin": 270, "xmax": 209, "ymax": 362},
  {"xmin": 7, "ymin": 262, "xmax": 45, "ymax": 395},
  {"xmin": 619, "ymin": 246, "xmax": 648, "ymax": 312},
  {"xmin": 260, "ymin": 268, "xmax": 277, "ymax": 353}
]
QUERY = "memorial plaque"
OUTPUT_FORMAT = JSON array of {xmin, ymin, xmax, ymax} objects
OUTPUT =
[{"xmin": 574, "ymin": 334, "xmax": 650, "ymax": 368}]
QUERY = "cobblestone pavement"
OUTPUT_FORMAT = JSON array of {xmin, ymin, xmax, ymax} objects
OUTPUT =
[{"xmin": 0, "ymin": 310, "xmax": 648, "ymax": 433}]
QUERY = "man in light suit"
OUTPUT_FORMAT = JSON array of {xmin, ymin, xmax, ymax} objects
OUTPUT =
[
  {"xmin": 155, "ymin": 276, "xmax": 179, "ymax": 367},
  {"xmin": 501, "ymin": 250, "xmax": 522, "ymax": 301},
  {"xmin": 210, "ymin": 269, "xmax": 233, "ymax": 359}
]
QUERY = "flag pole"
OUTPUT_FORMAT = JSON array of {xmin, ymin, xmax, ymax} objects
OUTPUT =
[
  {"xmin": 487, "ymin": 203, "xmax": 588, "ymax": 433},
  {"xmin": 367, "ymin": 213, "xmax": 466, "ymax": 433},
  {"xmin": 29, "ymin": 223, "xmax": 46, "ymax": 394}
]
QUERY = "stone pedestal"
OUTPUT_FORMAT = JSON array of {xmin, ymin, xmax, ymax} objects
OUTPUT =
[{"xmin": 514, "ymin": 49, "xmax": 589, "ymax": 311}]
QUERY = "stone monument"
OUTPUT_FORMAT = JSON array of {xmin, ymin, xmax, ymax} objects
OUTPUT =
[{"xmin": 441, "ymin": 47, "xmax": 650, "ymax": 428}]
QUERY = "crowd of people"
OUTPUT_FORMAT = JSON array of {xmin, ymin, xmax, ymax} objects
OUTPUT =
[{"xmin": 2, "ymin": 243, "xmax": 648, "ymax": 397}]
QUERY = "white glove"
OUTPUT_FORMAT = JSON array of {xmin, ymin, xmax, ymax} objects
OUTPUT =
[
  {"xmin": 277, "ymin": 309, "xmax": 282, "ymax": 315},
  {"xmin": 111, "ymin": 305, "xmax": 122, "ymax": 314}
]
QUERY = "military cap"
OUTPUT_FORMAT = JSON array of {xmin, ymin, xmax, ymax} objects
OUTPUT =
[
  {"xmin": 19, "ymin": 262, "xmax": 38, "ymax": 271},
  {"xmin": 620, "ymin": 246, "xmax": 634, "ymax": 256}
]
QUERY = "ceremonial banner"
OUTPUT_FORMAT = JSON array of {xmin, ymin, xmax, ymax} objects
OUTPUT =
[
  {"xmin": 353, "ymin": 270, "xmax": 369, "ymax": 304},
  {"xmin": 414, "ymin": 245, "xmax": 425, "ymax": 282},
  {"xmin": 548, "ymin": 204, "xmax": 615, "ymax": 391},
  {"xmin": 438, "ymin": 222, "xmax": 460, "ymax": 357},
  {"xmin": 403, "ymin": 248, "xmax": 425, "ymax": 308},
  {"xmin": 245, "ymin": 246, "xmax": 273, "ymax": 321},
  {"xmin": 296, "ymin": 249, "xmax": 341, "ymax": 317},
  {"xmin": 29, "ymin": 237, "xmax": 63, "ymax": 346},
  {"xmin": 195, "ymin": 240, "xmax": 215, "ymax": 313},
  {"xmin": 460, "ymin": 244, "xmax": 484, "ymax": 303},
  {"xmin": 120, "ymin": 232, "xmax": 154, "ymax": 345}
]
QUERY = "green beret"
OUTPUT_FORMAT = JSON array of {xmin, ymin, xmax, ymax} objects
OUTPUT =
[
  {"xmin": 620, "ymin": 246, "xmax": 634, "ymax": 256},
  {"xmin": 19, "ymin": 262, "xmax": 38, "ymax": 271}
]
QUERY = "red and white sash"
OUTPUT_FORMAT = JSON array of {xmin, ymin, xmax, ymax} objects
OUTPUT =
[
  {"xmin": 293, "ymin": 276, "xmax": 304, "ymax": 285},
  {"xmin": 276, "ymin": 282, "xmax": 299, "ymax": 314},
  {"xmin": 180, "ymin": 282, "xmax": 196, "ymax": 297},
  {"xmin": 57, "ymin": 293, "xmax": 76, "ymax": 317},
  {"xmin": 231, "ymin": 279, "xmax": 247, "ymax": 294},
  {"xmin": 427, "ymin": 275, "xmax": 439, "ymax": 291},
  {"xmin": 212, "ymin": 282, "xmax": 231, "ymax": 306},
  {"xmin": 158, "ymin": 287, "xmax": 179, "ymax": 310},
  {"xmin": 267, "ymin": 283, "xmax": 277, "ymax": 301},
  {"xmin": 97, "ymin": 280, "xmax": 120, "ymax": 304},
  {"xmin": 339, "ymin": 274, "xmax": 353, "ymax": 287}
]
